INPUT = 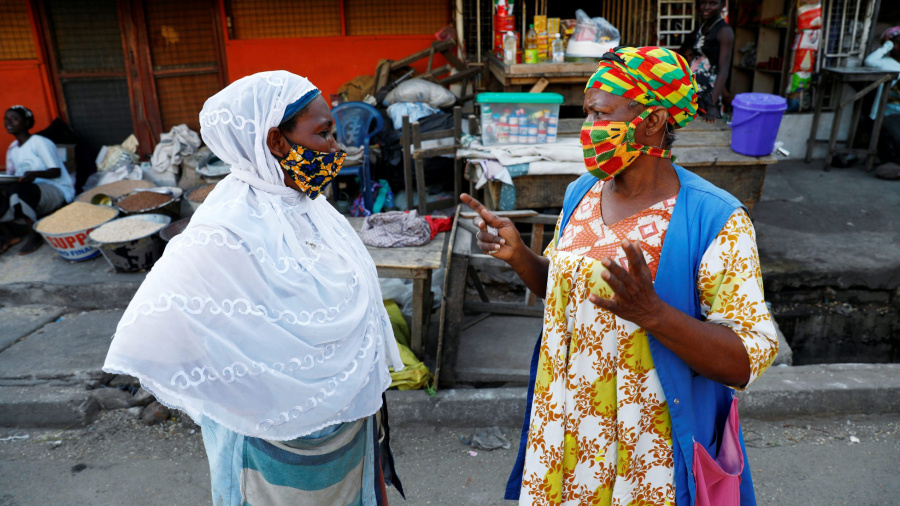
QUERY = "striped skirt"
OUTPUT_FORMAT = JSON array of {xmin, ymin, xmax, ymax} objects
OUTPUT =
[{"xmin": 201, "ymin": 413, "xmax": 397, "ymax": 505}]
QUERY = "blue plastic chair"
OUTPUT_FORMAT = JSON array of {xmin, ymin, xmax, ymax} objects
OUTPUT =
[{"xmin": 332, "ymin": 102, "xmax": 383, "ymax": 212}]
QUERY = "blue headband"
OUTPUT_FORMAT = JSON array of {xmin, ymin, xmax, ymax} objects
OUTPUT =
[{"xmin": 281, "ymin": 89, "xmax": 320, "ymax": 125}]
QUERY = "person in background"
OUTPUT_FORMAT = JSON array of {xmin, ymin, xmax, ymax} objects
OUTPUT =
[
  {"xmin": 465, "ymin": 46, "xmax": 777, "ymax": 505},
  {"xmin": 681, "ymin": 0, "xmax": 734, "ymax": 122},
  {"xmin": 864, "ymin": 26, "xmax": 900, "ymax": 179},
  {"xmin": 2, "ymin": 105, "xmax": 75, "ymax": 254}
]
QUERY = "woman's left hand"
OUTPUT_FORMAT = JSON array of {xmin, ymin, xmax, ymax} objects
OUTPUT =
[{"xmin": 588, "ymin": 239, "xmax": 666, "ymax": 329}]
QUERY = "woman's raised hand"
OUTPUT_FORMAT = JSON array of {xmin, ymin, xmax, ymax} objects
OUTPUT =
[
  {"xmin": 588, "ymin": 239, "xmax": 665, "ymax": 328},
  {"xmin": 460, "ymin": 193, "xmax": 523, "ymax": 263}
]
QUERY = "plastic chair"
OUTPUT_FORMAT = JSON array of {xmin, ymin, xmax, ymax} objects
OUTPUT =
[{"xmin": 332, "ymin": 102, "xmax": 383, "ymax": 212}]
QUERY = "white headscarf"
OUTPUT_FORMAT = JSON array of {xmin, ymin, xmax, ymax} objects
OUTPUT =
[{"xmin": 103, "ymin": 71, "xmax": 403, "ymax": 440}]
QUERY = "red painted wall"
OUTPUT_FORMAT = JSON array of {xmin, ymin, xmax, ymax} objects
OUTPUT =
[
  {"xmin": 224, "ymin": 35, "xmax": 448, "ymax": 99},
  {"xmin": 0, "ymin": 60, "xmax": 57, "ymax": 169}
]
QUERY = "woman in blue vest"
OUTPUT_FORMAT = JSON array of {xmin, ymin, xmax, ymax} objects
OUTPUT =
[{"xmin": 461, "ymin": 47, "xmax": 778, "ymax": 505}]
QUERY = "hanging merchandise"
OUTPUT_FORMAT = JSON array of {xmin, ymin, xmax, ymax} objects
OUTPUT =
[
  {"xmin": 791, "ymin": 29, "xmax": 820, "ymax": 73},
  {"xmin": 786, "ymin": 1, "xmax": 822, "ymax": 112},
  {"xmin": 796, "ymin": 2, "xmax": 823, "ymax": 30}
]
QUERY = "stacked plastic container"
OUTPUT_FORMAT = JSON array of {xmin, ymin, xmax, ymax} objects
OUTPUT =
[{"xmin": 476, "ymin": 92, "xmax": 565, "ymax": 146}]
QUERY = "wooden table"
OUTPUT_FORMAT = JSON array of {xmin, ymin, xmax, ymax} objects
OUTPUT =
[
  {"xmin": 465, "ymin": 119, "xmax": 776, "ymax": 212},
  {"xmin": 485, "ymin": 54, "xmax": 599, "ymax": 105},
  {"xmin": 804, "ymin": 67, "xmax": 900, "ymax": 170},
  {"xmin": 348, "ymin": 218, "xmax": 446, "ymax": 356}
]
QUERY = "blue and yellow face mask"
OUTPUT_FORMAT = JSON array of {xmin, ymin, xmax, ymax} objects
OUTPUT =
[{"xmin": 279, "ymin": 144, "xmax": 347, "ymax": 199}]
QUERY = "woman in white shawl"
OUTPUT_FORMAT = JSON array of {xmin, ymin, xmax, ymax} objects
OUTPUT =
[{"xmin": 103, "ymin": 71, "xmax": 404, "ymax": 505}]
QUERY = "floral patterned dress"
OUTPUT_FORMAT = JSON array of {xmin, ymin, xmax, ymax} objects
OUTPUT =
[{"xmin": 518, "ymin": 180, "xmax": 779, "ymax": 505}]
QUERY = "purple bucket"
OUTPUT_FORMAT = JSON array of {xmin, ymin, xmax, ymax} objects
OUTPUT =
[{"xmin": 730, "ymin": 93, "xmax": 787, "ymax": 156}]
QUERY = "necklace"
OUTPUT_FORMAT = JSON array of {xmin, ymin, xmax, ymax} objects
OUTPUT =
[
  {"xmin": 700, "ymin": 17, "xmax": 723, "ymax": 35},
  {"xmin": 696, "ymin": 17, "xmax": 723, "ymax": 51}
]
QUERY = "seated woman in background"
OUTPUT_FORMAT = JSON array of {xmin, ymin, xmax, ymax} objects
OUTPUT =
[
  {"xmin": 2, "ymin": 105, "xmax": 75, "ymax": 254},
  {"xmin": 865, "ymin": 26, "xmax": 900, "ymax": 178}
]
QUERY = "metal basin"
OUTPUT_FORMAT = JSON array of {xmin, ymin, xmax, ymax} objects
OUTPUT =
[{"xmin": 88, "ymin": 214, "xmax": 171, "ymax": 272}]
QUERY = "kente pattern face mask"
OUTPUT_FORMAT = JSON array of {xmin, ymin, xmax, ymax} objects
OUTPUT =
[
  {"xmin": 279, "ymin": 144, "xmax": 347, "ymax": 199},
  {"xmin": 581, "ymin": 108, "xmax": 672, "ymax": 181}
]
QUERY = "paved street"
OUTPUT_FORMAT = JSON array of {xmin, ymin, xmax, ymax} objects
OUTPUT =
[{"xmin": 1, "ymin": 411, "xmax": 897, "ymax": 505}]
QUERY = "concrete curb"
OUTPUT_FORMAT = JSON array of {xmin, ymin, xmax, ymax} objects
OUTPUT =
[
  {"xmin": 0, "ymin": 385, "xmax": 100, "ymax": 428},
  {"xmin": 737, "ymin": 363, "xmax": 900, "ymax": 419},
  {"xmin": 387, "ymin": 387, "xmax": 527, "ymax": 428},
  {"xmin": 388, "ymin": 363, "xmax": 900, "ymax": 428},
  {"xmin": 3, "ymin": 364, "xmax": 899, "ymax": 429}
]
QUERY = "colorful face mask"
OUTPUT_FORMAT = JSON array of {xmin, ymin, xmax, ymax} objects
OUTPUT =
[
  {"xmin": 279, "ymin": 144, "xmax": 347, "ymax": 199},
  {"xmin": 581, "ymin": 108, "xmax": 672, "ymax": 181}
]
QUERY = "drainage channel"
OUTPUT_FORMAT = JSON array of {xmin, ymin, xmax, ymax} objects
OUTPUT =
[{"xmin": 769, "ymin": 288, "xmax": 900, "ymax": 365}]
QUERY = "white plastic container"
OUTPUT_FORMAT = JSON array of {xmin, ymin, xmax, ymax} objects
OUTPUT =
[{"xmin": 476, "ymin": 92, "xmax": 564, "ymax": 146}]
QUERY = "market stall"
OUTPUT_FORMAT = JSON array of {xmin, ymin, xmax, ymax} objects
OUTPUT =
[{"xmin": 463, "ymin": 118, "xmax": 777, "ymax": 213}]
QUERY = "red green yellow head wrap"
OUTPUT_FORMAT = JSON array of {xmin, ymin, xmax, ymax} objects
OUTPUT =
[{"xmin": 585, "ymin": 46, "xmax": 702, "ymax": 129}]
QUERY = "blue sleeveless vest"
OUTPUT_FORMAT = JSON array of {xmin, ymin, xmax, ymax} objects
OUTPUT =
[{"xmin": 505, "ymin": 165, "xmax": 756, "ymax": 506}]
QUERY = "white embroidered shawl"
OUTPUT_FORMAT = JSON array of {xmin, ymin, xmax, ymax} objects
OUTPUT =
[{"xmin": 103, "ymin": 71, "xmax": 403, "ymax": 439}]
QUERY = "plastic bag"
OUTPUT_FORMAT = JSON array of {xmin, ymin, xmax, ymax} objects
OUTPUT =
[
  {"xmin": 592, "ymin": 16, "xmax": 620, "ymax": 42},
  {"xmin": 383, "ymin": 79, "xmax": 457, "ymax": 108},
  {"xmin": 572, "ymin": 9, "xmax": 620, "ymax": 43},
  {"xmin": 386, "ymin": 102, "xmax": 441, "ymax": 130},
  {"xmin": 82, "ymin": 162, "xmax": 143, "ymax": 192},
  {"xmin": 149, "ymin": 124, "xmax": 200, "ymax": 186}
]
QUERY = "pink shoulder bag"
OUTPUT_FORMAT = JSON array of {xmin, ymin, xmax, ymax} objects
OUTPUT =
[{"xmin": 693, "ymin": 396, "xmax": 744, "ymax": 506}]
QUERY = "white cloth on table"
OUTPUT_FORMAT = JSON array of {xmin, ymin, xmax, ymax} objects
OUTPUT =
[
  {"xmin": 474, "ymin": 159, "xmax": 513, "ymax": 189},
  {"xmin": 103, "ymin": 71, "xmax": 403, "ymax": 441},
  {"xmin": 468, "ymin": 136, "xmax": 585, "ymax": 190},
  {"xmin": 458, "ymin": 135, "xmax": 582, "ymax": 167},
  {"xmin": 5, "ymin": 134, "xmax": 74, "ymax": 202},
  {"xmin": 359, "ymin": 210, "xmax": 431, "ymax": 248}
]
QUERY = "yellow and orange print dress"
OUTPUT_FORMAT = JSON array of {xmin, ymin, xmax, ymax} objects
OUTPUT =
[{"xmin": 519, "ymin": 180, "xmax": 779, "ymax": 505}]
